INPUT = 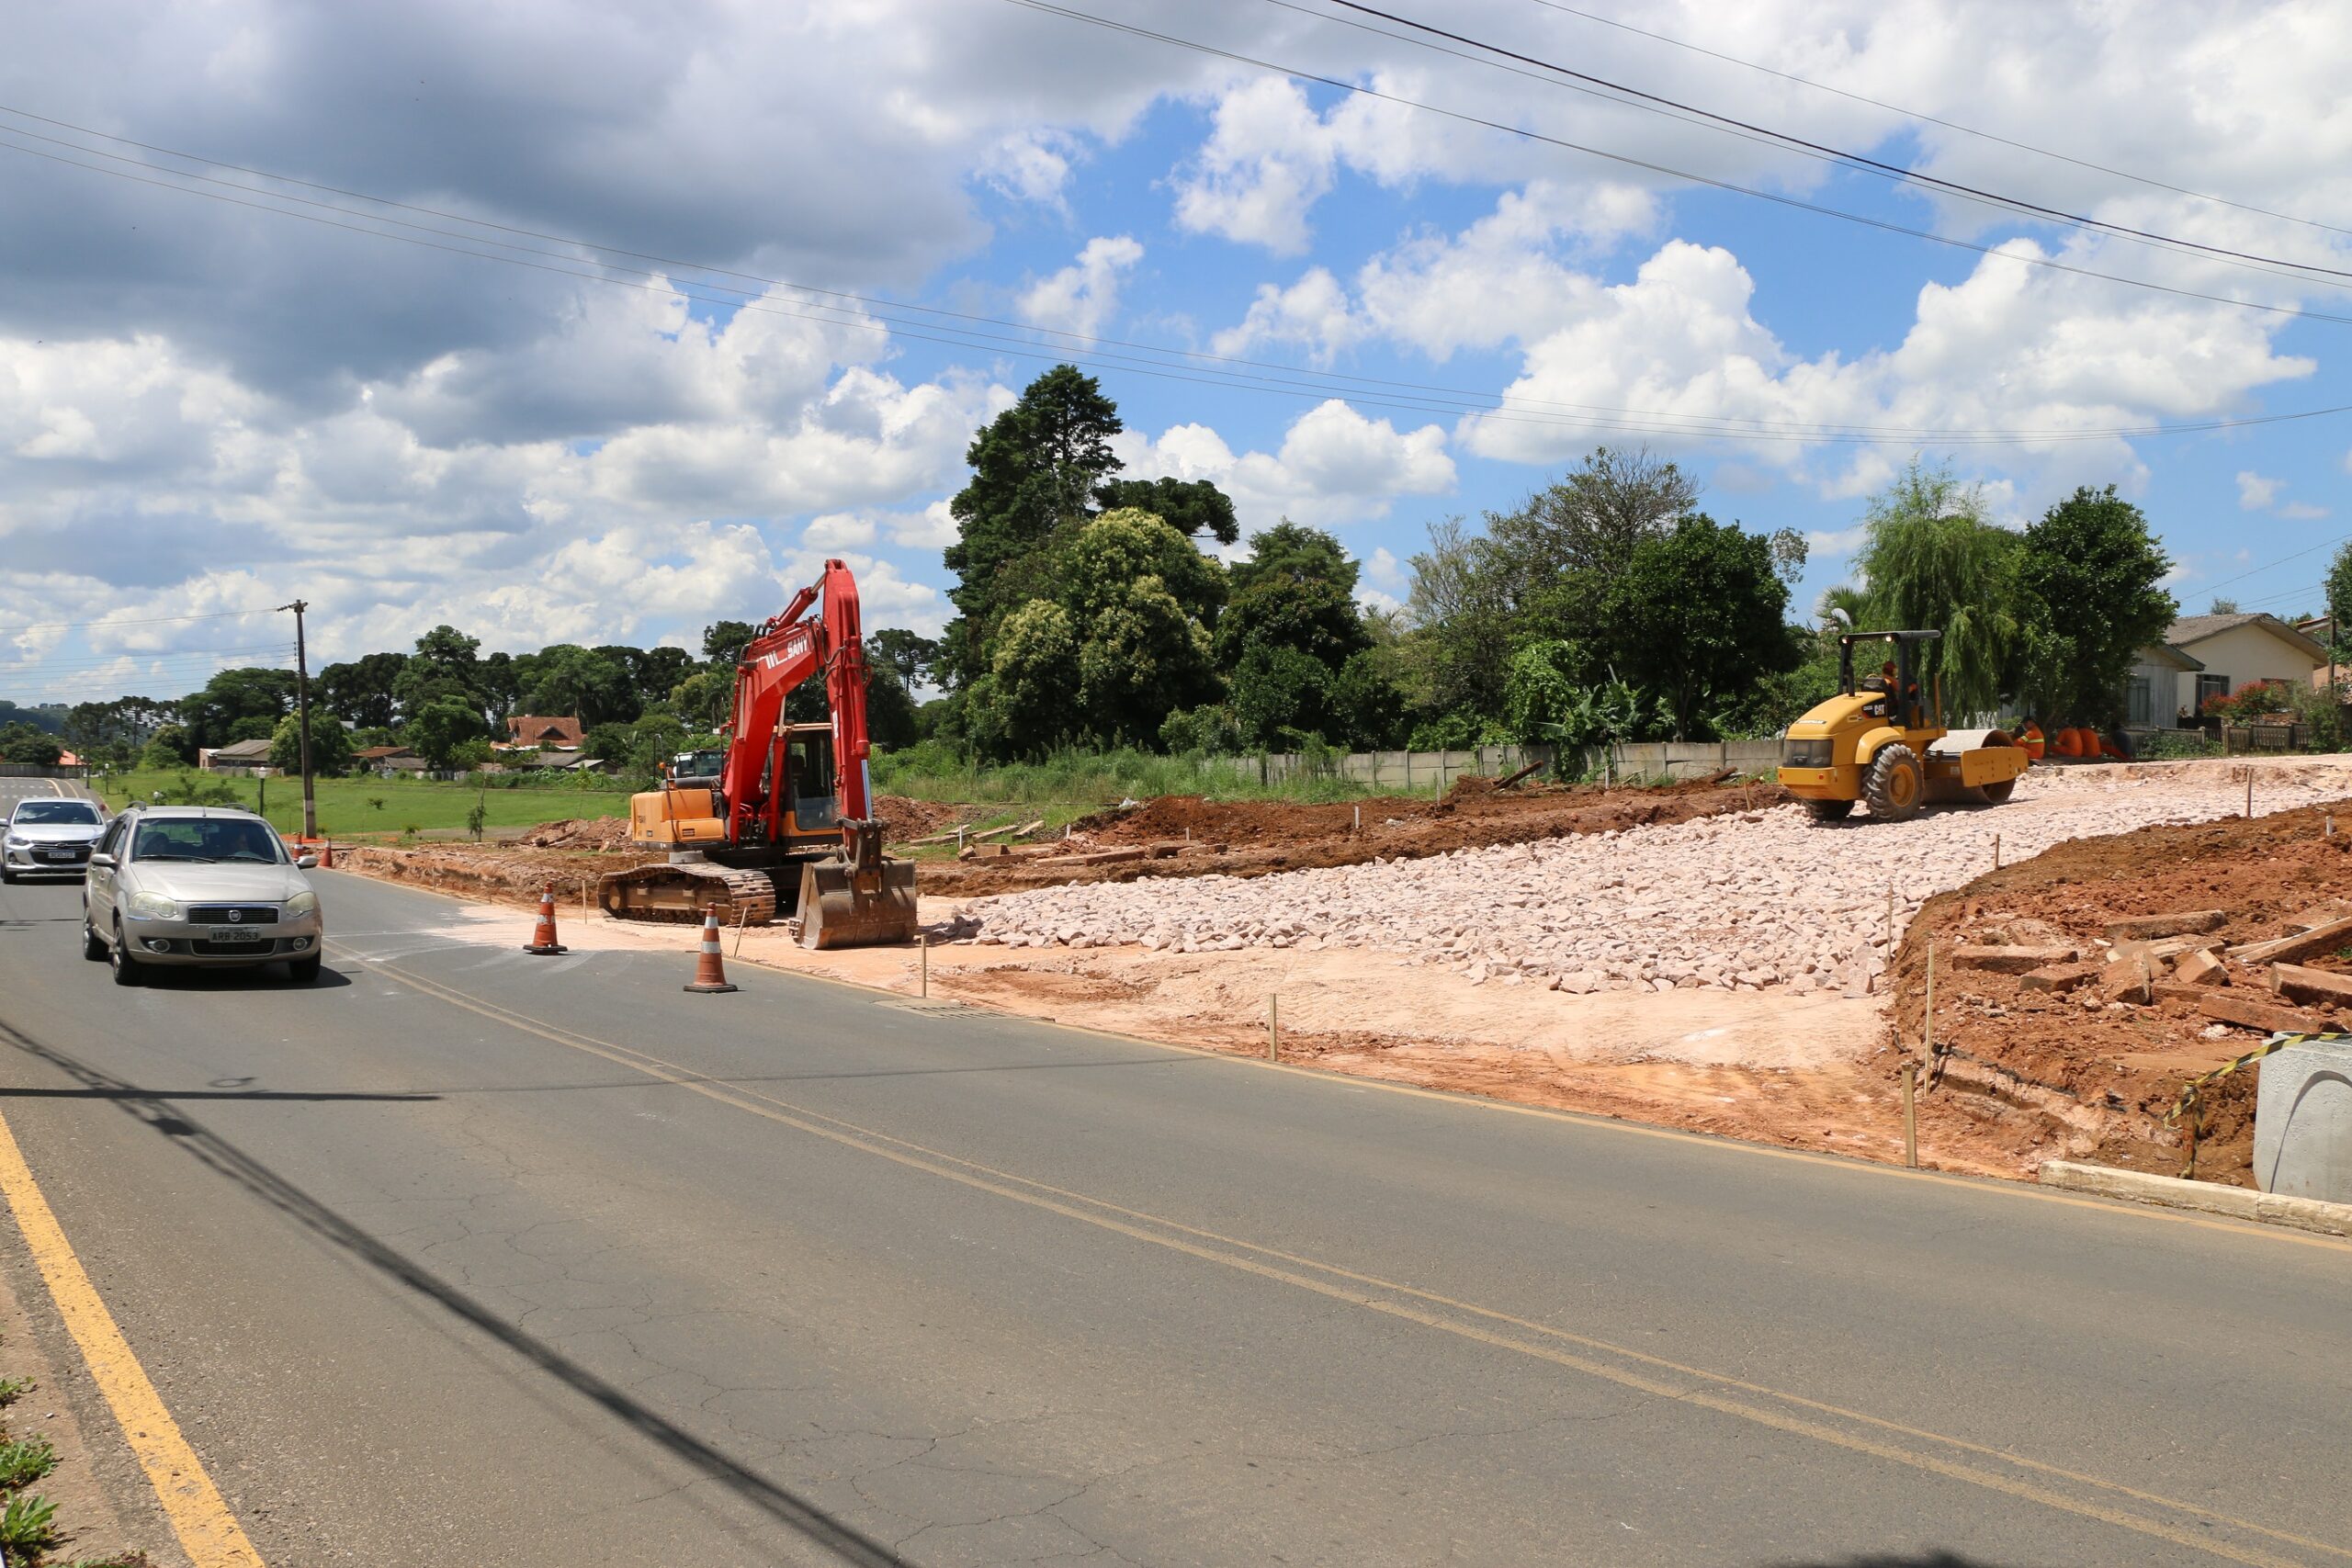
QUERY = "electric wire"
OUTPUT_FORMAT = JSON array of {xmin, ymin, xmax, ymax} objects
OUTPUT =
[
  {"xmin": 1518, "ymin": 0, "xmax": 2352, "ymax": 244},
  {"xmin": 1311, "ymin": 0, "xmax": 2352, "ymax": 290},
  {"xmin": 2, "ymin": 104, "xmax": 2348, "ymax": 447},
  {"xmin": 1001, "ymin": 0, "xmax": 2352, "ymax": 336}
]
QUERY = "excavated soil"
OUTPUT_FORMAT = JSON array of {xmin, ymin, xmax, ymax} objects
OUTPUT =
[
  {"xmin": 1890, "ymin": 801, "xmax": 2352, "ymax": 1189},
  {"xmin": 932, "ymin": 773, "xmax": 1786, "ymax": 897}
]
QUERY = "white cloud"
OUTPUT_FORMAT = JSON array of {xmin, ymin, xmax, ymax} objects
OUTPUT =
[
  {"xmin": 979, "ymin": 129, "xmax": 1081, "ymax": 209},
  {"xmin": 1114, "ymin": 399, "xmax": 1453, "ymax": 530},
  {"xmin": 1017, "ymin": 235, "xmax": 1144, "ymax": 340},
  {"xmin": 1363, "ymin": 546, "xmax": 1407, "ymax": 592},
  {"xmin": 1171, "ymin": 77, "xmax": 1336, "ymax": 254},
  {"xmin": 2237, "ymin": 471, "xmax": 2283, "ymax": 510},
  {"xmin": 804, "ymin": 512, "xmax": 879, "ymax": 548},
  {"xmin": 2280, "ymin": 501, "xmax": 2330, "ymax": 520}
]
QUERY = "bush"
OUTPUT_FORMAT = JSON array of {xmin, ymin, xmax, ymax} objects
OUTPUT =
[
  {"xmin": 2201, "ymin": 681, "xmax": 2292, "ymax": 725},
  {"xmin": 2137, "ymin": 728, "xmax": 2222, "ymax": 761},
  {"xmin": 1159, "ymin": 705, "xmax": 1243, "ymax": 755}
]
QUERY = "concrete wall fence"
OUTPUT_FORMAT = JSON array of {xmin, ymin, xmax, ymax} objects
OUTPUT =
[
  {"xmin": 0, "ymin": 764, "xmax": 88, "ymax": 780},
  {"xmin": 1231, "ymin": 740, "xmax": 1782, "ymax": 789}
]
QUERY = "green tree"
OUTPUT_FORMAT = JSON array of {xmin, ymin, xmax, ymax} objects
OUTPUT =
[
  {"xmin": 0, "ymin": 724, "xmax": 62, "ymax": 768},
  {"xmin": 668, "ymin": 668, "xmax": 733, "ymax": 729},
  {"xmin": 971, "ymin": 600, "xmax": 1082, "ymax": 755},
  {"xmin": 1851, "ymin": 459, "xmax": 2022, "ymax": 721},
  {"xmin": 1603, "ymin": 515, "xmax": 1800, "ymax": 740},
  {"xmin": 402, "ymin": 697, "xmax": 487, "ymax": 771},
  {"xmin": 2012, "ymin": 485, "xmax": 2177, "ymax": 728},
  {"xmin": 1500, "ymin": 640, "xmax": 1588, "ymax": 747},
  {"xmin": 1214, "ymin": 521, "xmax": 1376, "ymax": 745},
  {"xmin": 181, "ymin": 668, "xmax": 299, "ymax": 750},
  {"xmin": 701, "ymin": 620, "xmax": 760, "ymax": 666},
  {"xmin": 2324, "ymin": 543, "xmax": 2352, "ymax": 660},
  {"xmin": 268, "ymin": 713, "xmax": 355, "ymax": 777},
  {"xmin": 1483, "ymin": 446, "xmax": 1700, "ymax": 598},
  {"xmin": 520, "ymin": 645, "xmax": 636, "ymax": 726},
  {"xmin": 1093, "ymin": 475, "xmax": 1239, "ymax": 546},
  {"xmin": 393, "ymin": 625, "xmax": 486, "ymax": 721},
  {"xmin": 1403, "ymin": 517, "xmax": 1515, "ymax": 723},
  {"xmin": 139, "ymin": 723, "xmax": 195, "ymax": 769},
  {"xmin": 943, "ymin": 365, "xmax": 1125, "ymax": 686},
  {"xmin": 317, "ymin": 651, "xmax": 409, "ymax": 728},
  {"xmin": 1228, "ymin": 643, "xmax": 1333, "ymax": 749},
  {"xmin": 866, "ymin": 628, "xmax": 943, "ymax": 690}
]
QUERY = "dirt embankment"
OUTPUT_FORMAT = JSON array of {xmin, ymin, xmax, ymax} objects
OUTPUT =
[
  {"xmin": 1888, "ymin": 802, "xmax": 2352, "ymax": 1188},
  {"xmin": 930, "ymin": 773, "xmax": 1786, "ymax": 897}
]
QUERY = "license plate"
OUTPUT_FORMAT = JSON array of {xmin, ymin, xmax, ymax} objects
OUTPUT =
[
  {"xmin": 207, "ymin": 926, "xmax": 265, "ymax": 944},
  {"xmin": 39, "ymin": 851, "xmax": 74, "ymax": 862}
]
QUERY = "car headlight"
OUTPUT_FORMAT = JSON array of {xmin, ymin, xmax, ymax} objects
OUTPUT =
[
  {"xmin": 125, "ymin": 892, "xmax": 185, "ymax": 921},
  {"xmin": 2, "ymin": 835, "xmax": 25, "ymax": 849},
  {"xmin": 283, "ymin": 890, "xmax": 319, "ymax": 918}
]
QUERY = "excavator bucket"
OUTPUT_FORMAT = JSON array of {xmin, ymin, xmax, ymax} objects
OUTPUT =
[{"xmin": 797, "ymin": 819, "xmax": 919, "ymax": 950}]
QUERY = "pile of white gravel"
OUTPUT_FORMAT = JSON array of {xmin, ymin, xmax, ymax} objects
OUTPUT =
[{"xmin": 962, "ymin": 763, "xmax": 2352, "ymax": 995}]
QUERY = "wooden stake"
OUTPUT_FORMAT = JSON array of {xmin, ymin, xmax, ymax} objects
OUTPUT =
[
  {"xmin": 1923, "ymin": 941, "xmax": 1935, "ymax": 1055},
  {"xmin": 732, "ymin": 904, "xmax": 751, "ymax": 957},
  {"xmin": 1886, "ymin": 883, "xmax": 1896, "ymax": 949},
  {"xmin": 920, "ymin": 931, "xmax": 929, "ymax": 998},
  {"xmin": 1269, "ymin": 994, "xmax": 1279, "ymax": 1061},
  {"xmin": 1993, "ymin": 832, "xmax": 2001, "ymax": 871},
  {"xmin": 1903, "ymin": 1065, "xmax": 1918, "ymax": 1169},
  {"xmin": 2246, "ymin": 769, "xmax": 2255, "ymax": 818}
]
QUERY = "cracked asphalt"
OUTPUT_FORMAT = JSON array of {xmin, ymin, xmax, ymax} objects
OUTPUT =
[{"xmin": 0, "ymin": 788, "xmax": 2347, "ymax": 1565}]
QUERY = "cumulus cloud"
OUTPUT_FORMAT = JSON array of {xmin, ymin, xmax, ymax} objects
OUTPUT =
[
  {"xmin": 1114, "ymin": 400, "xmax": 1453, "ymax": 530},
  {"xmin": 2238, "ymin": 471, "xmax": 2284, "ymax": 510},
  {"xmin": 1018, "ymin": 236, "xmax": 1145, "ymax": 340}
]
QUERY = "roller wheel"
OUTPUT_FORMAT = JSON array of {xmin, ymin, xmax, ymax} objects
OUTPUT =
[
  {"xmin": 1804, "ymin": 798, "xmax": 1855, "ymax": 823},
  {"xmin": 1980, "ymin": 779, "xmax": 2016, "ymax": 805},
  {"xmin": 1863, "ymin": 744, "xmax": 1925, "ymax": 821}
]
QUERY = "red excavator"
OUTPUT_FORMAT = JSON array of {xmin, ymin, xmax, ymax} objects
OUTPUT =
[{"xmin": 596, "ymin": 558, "xmax": 918, "ymax": 949}]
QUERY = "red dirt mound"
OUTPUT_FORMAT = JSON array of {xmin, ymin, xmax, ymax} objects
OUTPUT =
[{"xmin": 1888, "ymin": 801, "xmax": 2352, "ymax": 1188}]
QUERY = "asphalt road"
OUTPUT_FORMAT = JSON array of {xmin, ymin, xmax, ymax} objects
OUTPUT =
[{"xmin": 1, "ymin": 776, "xmax": 2348, "ymax": 1567}]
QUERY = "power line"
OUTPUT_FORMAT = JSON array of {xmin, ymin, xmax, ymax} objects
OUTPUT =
[
  {"xmin": 1001, "ymin": 0, "xmax": 2352, "ymax": 334},
  {"xmin": 1308, "ymin": 0, "xmax": 2352, "ymax": 291},
  {"xmin": 3, "ymin": 104, "xmax": 2350, "ymax": 450},
  {"xmin": 0, "ymin": 608, "xmax": 277, "ymax": 637},
  {"xmin": 1517, "ymin": 0, "xmax": 2352, "ymax": 245},
  {"xmin": 2189, "ymin": 532, "xmax": 2352, "ymax": 598}
]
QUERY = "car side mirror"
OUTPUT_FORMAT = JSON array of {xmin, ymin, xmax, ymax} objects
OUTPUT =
[
  {"xmin": 87, "ymin": 852, "xmax": 114, "ymax": 869},
  {"xmin": 296, "ymin": 854, "xmax": 318, "ymax": 869}
]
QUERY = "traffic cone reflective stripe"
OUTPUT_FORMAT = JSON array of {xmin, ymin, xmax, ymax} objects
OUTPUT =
[
  {"xmin": 524, "ymin": 885, "xmax": 567, "ymax": 954},
  {"xmin": 684, "ymin": 905, "xmax": 738, "ymax": 993}
]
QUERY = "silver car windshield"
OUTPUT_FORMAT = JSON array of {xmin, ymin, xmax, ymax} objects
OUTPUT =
[
  {"xmin": 130, "ymin": 818, "xmax": 284, "ymax": 864},
  {"xmin": 12, "ymin": 801, "xmax": 101, "ymax": 826}
]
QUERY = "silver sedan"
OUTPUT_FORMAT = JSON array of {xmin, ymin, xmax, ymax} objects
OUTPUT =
[{"xmin": 2, "ymin": 795, "xmax": 106, "ymax": 882}]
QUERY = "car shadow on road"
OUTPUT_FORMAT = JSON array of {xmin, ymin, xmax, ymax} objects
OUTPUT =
[
  {"xmin": 118, "ymin": 964, "xmax": 356, "ymax": 992},
  {"xmin": 0, "ymin": 1014, "xmax": 910, "ymax": 1567},
  {"xmin": 1766, "ymin": 1553, "xmax": 2026, "ymax": 1568}
]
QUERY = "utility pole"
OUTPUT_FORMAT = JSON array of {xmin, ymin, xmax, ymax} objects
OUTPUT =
[{"xmin": 278, "ymin": 599, "xmax": 317, "ymax": 840}]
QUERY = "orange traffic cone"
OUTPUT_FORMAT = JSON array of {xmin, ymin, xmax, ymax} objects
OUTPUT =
[
  {"xmin": 523, "ymin": 885, "xmax": 568, "ymax": 954},
  {"xmin": 683, "ymin": 905, "xmax": 737, "ymax": 994},
  {"xmin": 318, "ymin": 838, "xmax": 334, "ymax": 869}
]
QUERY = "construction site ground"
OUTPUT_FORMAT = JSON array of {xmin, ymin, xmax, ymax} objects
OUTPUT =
[{"xmin": 329, "ymin": 755, "xmax": 2352, "ymax": 1189}]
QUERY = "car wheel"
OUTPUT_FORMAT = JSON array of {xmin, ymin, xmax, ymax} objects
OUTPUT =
[
  {"xmin": 0, "ymin": 866, "xmax": 14, "ymax": 885},
  {"xmin": 286, "ymin": 954, "xmax": 322, "ymax": 984},
  {"xmin": 82, "ymin": 908, "xmax": 107, "ymax": 962},
  {"xmin": 108, "ymin": 919, "xmax": 142, "ymax": 987}
]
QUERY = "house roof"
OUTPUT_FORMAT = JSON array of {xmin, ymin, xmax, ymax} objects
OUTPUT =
[
  {"xmin": 2165, "ymin": 613, "xmax": 2329, "ymax": 661},
  {"xmin": 505, "ymin": 714, "xmax": 583, "ymax": 745},
  {"xmin": 209, "ymin": 738, "xmax": 275, "ymax": 759},
  {"xmin": 355, "ymin": 744, "xmax": 412, "ymax": 761},
  {"xmin": 2140, "ymin": 644, "xmax": 2205, "ymax": 672}
]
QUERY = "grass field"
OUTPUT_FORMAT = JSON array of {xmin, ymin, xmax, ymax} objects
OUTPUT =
[{"xmin": 89, "ymin": 770, "xmax": 628, "ymax": 841}]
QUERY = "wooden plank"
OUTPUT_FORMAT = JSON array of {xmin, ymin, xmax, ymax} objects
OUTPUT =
[{"xmin": 2227, "ymin": 914, "xmax": 2352, "ymax": 967}]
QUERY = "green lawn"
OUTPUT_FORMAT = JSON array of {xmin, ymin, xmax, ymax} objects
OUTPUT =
[{"xmin": 90, "ymin": 770, "xmax": 635, "ymax": 841}]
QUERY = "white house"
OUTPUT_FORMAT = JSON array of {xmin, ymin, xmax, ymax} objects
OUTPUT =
[{"xmin": 2126, "ymin": 613, "xmax": 2328, "ymax": 727}]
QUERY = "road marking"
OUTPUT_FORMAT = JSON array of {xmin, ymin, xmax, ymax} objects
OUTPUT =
[
  {"xmin": 355, "ymin": 950, "xmax": 2346, "ymax": 1567},
  {"xmin": 0, "ymin": 1109, "xmax": 265, "ymax": 1566},
  {"xmin": 327, "ymin": 870, "xmax": 2352, "ymax": 1253}
]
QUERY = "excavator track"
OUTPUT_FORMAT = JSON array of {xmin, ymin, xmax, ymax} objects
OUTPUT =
[{"xmin": 598, "ymin": 860, "xmax": 785, "ymax": 926}]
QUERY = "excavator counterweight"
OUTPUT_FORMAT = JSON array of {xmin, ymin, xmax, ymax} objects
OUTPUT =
[{"xmin": 596, "ymin": 560, "xmax": 918, "ymax": 948}]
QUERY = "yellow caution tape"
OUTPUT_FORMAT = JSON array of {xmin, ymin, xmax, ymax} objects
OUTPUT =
[{"xmin": 2165, "ymin": 1032, "xmax": 2347, "ymax": 1179}]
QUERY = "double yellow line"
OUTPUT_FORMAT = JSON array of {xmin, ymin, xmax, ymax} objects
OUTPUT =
[{"xmin": 362, "ymin": 952, "xmax": 2351, "ymax": 1568}]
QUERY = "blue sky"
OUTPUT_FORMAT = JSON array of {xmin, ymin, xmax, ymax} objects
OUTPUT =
[{"xmin": 2, "ymin": 0, "xmax": 2348, "ymax": 705}]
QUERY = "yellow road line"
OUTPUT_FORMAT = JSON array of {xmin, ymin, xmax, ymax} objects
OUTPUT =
[
  {"xmin": 335, "ymin": 872, "xmax": 2352, "ymax": 1254},
  {"xmin": 361, "ymin": 952, "xmax": 2345, "ymax": 1567},
  {"xmin": 0, "ymin": 1107, "xmax": 265, "ymax": 1567}
]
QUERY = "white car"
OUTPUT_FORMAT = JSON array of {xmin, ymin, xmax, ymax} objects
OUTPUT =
[
  {"xmin": 82, "ymin": 805, "xmax": 324, "ymax": 985},
  {"xmin": 2, "ymin": 795, "xmax": 106, "ymax": 882}
]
